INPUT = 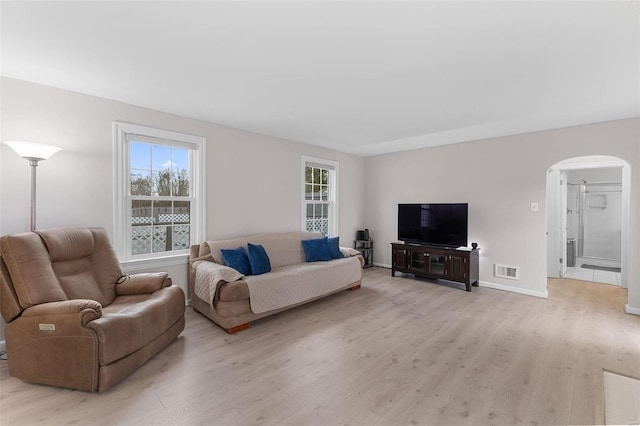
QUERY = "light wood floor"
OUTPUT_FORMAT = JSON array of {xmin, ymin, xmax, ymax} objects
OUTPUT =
[{"xmin": 1, "ymin": 267, "xmax": 639, "ymax": 425}]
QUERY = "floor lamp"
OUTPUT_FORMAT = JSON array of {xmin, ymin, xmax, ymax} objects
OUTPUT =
[{"xmin": 3, "ymin": 141, "xmax": 62, "ymax": 231}]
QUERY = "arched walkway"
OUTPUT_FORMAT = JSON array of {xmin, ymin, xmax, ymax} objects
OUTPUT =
[{"xmin": 546, "ymin": 155, "xmax": 631, "ymax": 300}]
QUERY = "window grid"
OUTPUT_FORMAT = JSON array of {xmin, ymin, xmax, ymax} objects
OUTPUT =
[
  {"xmin": 302, "ymin": 159, "xmax": 337, "ymax": 236},
  {"xmin": 128, "ymin": 141, "xmax": 193, "ymax": 257}
]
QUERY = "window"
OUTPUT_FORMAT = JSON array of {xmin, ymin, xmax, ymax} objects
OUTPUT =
[
  {"xmin": 302, "ymin": 156, "xmax": 338, "ymax": 236},
  {"xmin": 114, "ymin": 122, "xmax": 205, "ymax": 266}
]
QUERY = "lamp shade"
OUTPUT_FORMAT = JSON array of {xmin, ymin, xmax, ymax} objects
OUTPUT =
[{"xmin": 4, "ymin": 140, "xmax": 62, "ymax": 160}]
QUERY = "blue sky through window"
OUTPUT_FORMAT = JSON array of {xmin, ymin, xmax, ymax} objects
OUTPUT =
[{"xmin": 130, "ymin": 141, "xmax": 189, "ymax": 172}]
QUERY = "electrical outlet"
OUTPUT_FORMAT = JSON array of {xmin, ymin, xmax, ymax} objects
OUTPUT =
[{"xmin": 531, "ymin": 202, "xmax": 539, "ymax": 212}]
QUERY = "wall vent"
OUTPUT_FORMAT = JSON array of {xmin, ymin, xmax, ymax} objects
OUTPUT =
[{"xmin": 495, "ymin": 264, "xmax": 519, "ymax": 280}]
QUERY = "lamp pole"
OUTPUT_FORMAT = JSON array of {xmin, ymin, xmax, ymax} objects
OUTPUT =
[{"xmin": 27, "ymin": 158, "xmax": 40, "ymax": 231}]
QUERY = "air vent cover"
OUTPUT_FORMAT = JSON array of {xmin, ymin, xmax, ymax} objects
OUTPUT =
[{"xmin": 495, "ymin": 264, "xmax": 519, "ymax": 280}]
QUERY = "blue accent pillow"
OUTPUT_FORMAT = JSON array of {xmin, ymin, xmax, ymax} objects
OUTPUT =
[
  {"xmin": 302, "ymin": 237, "xmax": 332, "ymax": 262},
  {"xmin": 221, "ymin": 247, "xmax": 252, "ymax": 275},
  {"xmin": 327, "ymin": 237, "xmax": 344, "ymax": 259},
  {"xmin": 247, "ymin": 243, "xmax": 271, "ymax": 275}
]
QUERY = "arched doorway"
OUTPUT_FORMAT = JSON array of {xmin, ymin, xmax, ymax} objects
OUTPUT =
[{"xmin": 546, "ymin": 156, "xmax": 630, "ymax": 290}]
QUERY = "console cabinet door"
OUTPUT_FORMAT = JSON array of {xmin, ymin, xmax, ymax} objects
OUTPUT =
[
  {"xmin": 408, "ymin": 249, "xmax": 429, "ymax": 274},
  {"xmin": 393, "ymin": 246, "xmax": 408, "ymax": 270},
  {"xmin": 426, "ymin": 250, "xmax": 448, "ymax": 278},
  {"xmin": 448, "ymin": 254, "xmax": 468, "ymax": 282}
]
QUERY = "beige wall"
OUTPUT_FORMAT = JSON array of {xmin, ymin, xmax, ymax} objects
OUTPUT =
[
  {"xmin": 0, "ymin": 77, "xmax": 366, "ymax": 326},
  {"xmin": 1, "ymin": 77, "xmax": 639, "ymax": 346},
  {"xmin": 364, "ymin": 118, "xmax": 640, "ymax": 311}
]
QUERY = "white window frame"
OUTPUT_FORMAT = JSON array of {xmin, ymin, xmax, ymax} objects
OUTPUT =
[
  {"xmin": 113, "ymin": 121, "xmax": 206, "ymax": 269},
  {"xmin": 301, "ymin": 156, "xmax": 339, "ymax": 237}
]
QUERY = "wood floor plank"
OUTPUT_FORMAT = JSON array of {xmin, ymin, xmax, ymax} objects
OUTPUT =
[{"xmin": 1, "ymin": 269, "xmax": 638, "ymax": 425}]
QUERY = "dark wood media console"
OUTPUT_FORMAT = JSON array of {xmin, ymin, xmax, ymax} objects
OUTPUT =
[{"xmin": 391, "ymin": 243, "xmax": 479, "ymax": 291}]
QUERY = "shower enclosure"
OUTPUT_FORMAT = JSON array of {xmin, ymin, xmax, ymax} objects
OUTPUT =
[{"xmin": 566, "ymin": 180, "xmax": 622, "ymax": 268}]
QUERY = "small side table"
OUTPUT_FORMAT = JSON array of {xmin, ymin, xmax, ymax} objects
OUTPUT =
[{"xmin": 354, "ymin": 240, "xmax": 373, "ymax": 268}]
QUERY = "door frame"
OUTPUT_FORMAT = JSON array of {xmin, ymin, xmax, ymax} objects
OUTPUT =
[{"xmin": 546, "ymin": 157, "xmax": 629, "ymax": 289}]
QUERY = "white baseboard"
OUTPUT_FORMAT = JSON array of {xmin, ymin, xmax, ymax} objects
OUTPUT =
[
  {"xmin": 479, "ymin": 280, "xmax": 548, "ymax": 299},
  {"xmin": 625, "ymin": 304, "xmax": 640, "ymax": 315},
  {"xmin": 370, "ymin": 265, "xmax": 548, "ymax": 299}
]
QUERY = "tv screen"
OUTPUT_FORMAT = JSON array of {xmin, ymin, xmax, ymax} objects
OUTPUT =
[{"xmin": 398, "ymin": 203, "xmax": 468, "ymax": 247}]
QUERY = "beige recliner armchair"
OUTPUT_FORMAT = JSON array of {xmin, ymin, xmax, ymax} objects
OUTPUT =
[{"xmin": 0, "ymin": 227, "xmax": 185, "ymax": 392}]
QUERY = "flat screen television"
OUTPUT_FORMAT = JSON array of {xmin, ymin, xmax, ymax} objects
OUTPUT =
[{"xmin": 398, "ymin": 203, "xmax": 468, "ymax": 247}]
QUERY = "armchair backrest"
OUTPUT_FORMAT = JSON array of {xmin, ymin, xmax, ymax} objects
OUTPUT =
[{"xmin": 0, "ymin": 227, "xmax": 123, "ymax": 319}]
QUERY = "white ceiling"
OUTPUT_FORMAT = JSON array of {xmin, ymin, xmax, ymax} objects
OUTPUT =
[{"xmin": 1, "ymin": 1, "xmax": 639, "ymax": 156}]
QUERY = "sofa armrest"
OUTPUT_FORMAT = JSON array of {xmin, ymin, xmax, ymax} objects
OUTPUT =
[
  {"xmin": 340, "ymin": 247, "xmax": 361, "ymax": 257},
  {"xmin": 192, "ymin": 261, "xmax": 244, "ymax": 304},
  {"xmin": 21, "ymin": 299, "xmax": 102, "ymax": 325},
  {"xmin": 199, "ymin": 262, "xmax": 245, "ymax": 289},
  {"xmin": 116, "ymin": 272, "xmax": 172, "ymax": 296},
  {"xmin": 340, "ymin": 248, "xmax": 365, "ymax": 268}
]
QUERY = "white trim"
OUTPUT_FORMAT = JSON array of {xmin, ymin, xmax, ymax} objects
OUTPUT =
[
  {"xmin": 113, "ymin": 121, "xmax": 206, "ymax": 263},
  {"xmin": 120, "ymin": 253, "xmax": 189, "ymax": 273},
  {"xmin": 374, "ymin": 262, "xmax": 392, "ymax": 268},
  {"xmin": 479, "ymin": 280, "xmax": 549, "ymax": 299},
  {"xmin": 301, "ymin": 156, "xmax": 339, "ymax": 236},
  {"xmin": 554, "ymin": 159, "xmax": 626, "ymax": 170},
  {"xmin": 625, "ymin": 304, "xmax": 640, "ymax": 316},
  {"xmin": 0, "ymin": 340, "xmax": 5, "ymax": 353},
  {"xmin": 548, "ymin": 156, "xmax": 631, "ymax": 296}
]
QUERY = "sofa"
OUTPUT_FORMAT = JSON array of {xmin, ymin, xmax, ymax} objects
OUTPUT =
[
  {"xmin": 0, "ymin": 227, "xmax": 185, "ymax": 392},
  {"xmin": 189, "ymin": 232, "xmax": 364, "ymax": 333}
]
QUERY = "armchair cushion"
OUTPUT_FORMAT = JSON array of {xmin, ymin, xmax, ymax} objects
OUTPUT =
[
  {"xmin": 38, "ymin": 227, "xmax": 121, "ymax": 305},
  {"xmin": 89, "ymin": 285, "xmax": 185, "ymax": 365},
  {"xmin": 0, "ymin": 232, "xmax": 67, "ymax": 307}
]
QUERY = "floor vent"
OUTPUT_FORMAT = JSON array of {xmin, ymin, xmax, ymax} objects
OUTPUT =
[{"xmin": 495, "ymin": 264, "xmax": 519, "ymax": 280}]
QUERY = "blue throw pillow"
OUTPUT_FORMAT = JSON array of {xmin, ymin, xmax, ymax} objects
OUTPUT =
[
  {"xmin": 327, "ymin": 236, "xmax": 344, "ymax": 259},
  {"xmin": 221, "ymin": 247, "xmax": 252, "ymax": 275},
  {"xmin": 247, "ymin": 243, "xmax": 271, "ymax": 275},
  {"xmin": 302, "ymin": 237, "xmax": 332, "ymax": 262}
]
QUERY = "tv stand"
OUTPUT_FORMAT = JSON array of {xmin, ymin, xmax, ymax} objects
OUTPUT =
[{"xmin": 391, "ymin": 243, "xmax": 479, "ymax": 291}]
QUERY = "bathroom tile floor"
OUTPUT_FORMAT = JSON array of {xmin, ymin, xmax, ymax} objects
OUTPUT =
[{"xmin": 563, "ymin": 257, "xmax": 621, "ymax": 285}]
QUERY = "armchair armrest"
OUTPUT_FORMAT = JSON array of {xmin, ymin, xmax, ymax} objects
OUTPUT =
[
  {"xmin": 22, "ymin": 299, "xmax": 102, "ymax": 325},
  {"xmin": 116, "ymin": 272, "xmax": 172, "ymax": 296},
  {"xmin": 6, "ymin": 299, "xmax": 104, "ymax": 391}
]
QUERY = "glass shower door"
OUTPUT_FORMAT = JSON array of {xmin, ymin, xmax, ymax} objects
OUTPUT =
[{"xmin": 582, "ymin": 183, "xmax": 622, "ymax": 263}]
